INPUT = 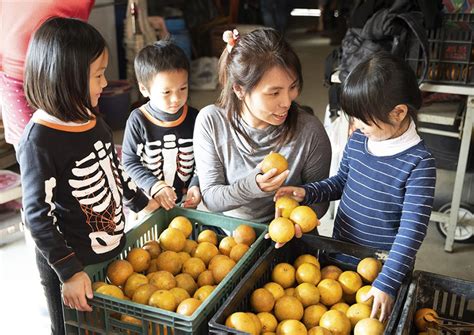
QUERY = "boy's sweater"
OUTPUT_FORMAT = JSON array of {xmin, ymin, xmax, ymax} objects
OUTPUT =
[
  {"xmin": 302, "ymin": 130, "xmax": 436, "ymax": 297},
  {"xmin": 122, "ymin": 102, "xmax": 199, "ymax": 202},
  {"xmin": 18, "ymin": 114, "xmax": 148, "ymax": 282}
]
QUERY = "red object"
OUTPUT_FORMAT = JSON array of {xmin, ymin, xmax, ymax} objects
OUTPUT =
[
  {"xmin": 0, "ymin": 0, "xmax": 94, "ymax": 146},
  {"xmin": 0, "ymin": 170, "xmax": 20, "ymax": 191}
]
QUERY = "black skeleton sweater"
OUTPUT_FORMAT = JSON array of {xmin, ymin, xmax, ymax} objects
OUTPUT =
[
  {"xmin": 18, "ymin": 113, "xmax": 149, "ymax": 283},
  {"xmin": 122, "ymin": 102, "xmax": 199, "ymax": 202}
]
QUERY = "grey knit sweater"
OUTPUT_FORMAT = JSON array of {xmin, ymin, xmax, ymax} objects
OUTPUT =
[{"xmin": 193, "ymin": 104, "xmax": 332, "ymax": 223}]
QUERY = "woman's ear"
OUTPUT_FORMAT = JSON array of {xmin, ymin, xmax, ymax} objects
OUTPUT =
[
  {"xmin": 232, "ymin": 84, "xmax": 244, "ymax": 100},
  {"xmin": 390, "ymin": 104, "xmax": 408, "ymax": 122}
]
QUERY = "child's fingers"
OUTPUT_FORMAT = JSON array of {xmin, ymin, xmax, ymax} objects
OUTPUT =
[
  {"xmin": 275, "ymin": 242, "xmax": 285, "ymax": 248},
  {"xmin": 274, "ymin": 207, "xmax": 282, "ymax": 219},
  {"xmin": 264, "ymin": 233, "xmax": 270, "ymax": 239},
  {"xmin": 294, "ymin": 224, "xmax": 303, "ymax": 238},
  {"xmin": 370, "ymin": 298, "xmax": 380, "ymax": 319}
]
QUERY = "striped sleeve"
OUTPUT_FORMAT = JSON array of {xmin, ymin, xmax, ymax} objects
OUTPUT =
[
  {"xmin": 301, "ymin": 141, "xmax": 350, "ymax": 204},
  {"xmin": 372, "ymin": 154, "xmax": 436, "ymax": 297}
]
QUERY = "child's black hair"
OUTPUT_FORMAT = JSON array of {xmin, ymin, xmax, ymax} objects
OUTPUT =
[
  {"xmin": 340, "ymin": 51, "xmax": 422, "ymax": 127},
  {"xmin": 134, "ymin": 40, "xmax": 190, "ymax": 91},
  {"xmin": 24, "ymin": 17, "xmax": 107, "ymax": 122}
]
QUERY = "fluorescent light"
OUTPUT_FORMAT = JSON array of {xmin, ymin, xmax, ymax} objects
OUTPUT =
[{"xmin": 290, "ymin": 8, "xmax": 321, "ymax": 17}]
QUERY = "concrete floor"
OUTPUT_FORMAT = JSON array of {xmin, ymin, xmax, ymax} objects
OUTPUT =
[{"xmin": 1, "ymin": 25, "xmax": 473, "ymax": 335}]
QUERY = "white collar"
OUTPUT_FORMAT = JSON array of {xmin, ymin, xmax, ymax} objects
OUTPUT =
[
  {"xmin": 367, "ymin": 119, "xmax": 421, "ymax": 157},
  {"xmin": 32, "ymin": 109, "xmax": 92, "ymax": 126}
]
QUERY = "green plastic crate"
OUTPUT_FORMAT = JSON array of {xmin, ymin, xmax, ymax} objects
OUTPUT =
[
  {"xmin": 209, "ymin": 235, "xmax": 410, "ymax": 335},
  {"xmin": 63, "ymin": 207, "xmax": 268, "ymax": 335}
]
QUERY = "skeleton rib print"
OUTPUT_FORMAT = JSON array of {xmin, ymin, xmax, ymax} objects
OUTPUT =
[
  {"xmin": 68, "ymin": 140, "xmax": 125, "ymax": 254},
  {"xmin": 137, "ymin": 134, "xmax": 195, "ymax": 187}
]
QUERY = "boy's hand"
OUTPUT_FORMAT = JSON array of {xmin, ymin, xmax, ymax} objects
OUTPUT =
[
  {"xmin": 366, "ymin": 286, "xmax": 394, "ymax": 322},
  {"xmin": 143, "ymin": 198, "xmax": 160, "ymax": 214},
  {"xmin": 183, "ymin": 186, "xmax": 201, "ymax": 208},
  {"xmin": 256, "ymin": 168, "xmax": 289, "ymax": 192},
  {"xmin": 274, "ymin": 186, "xmax": 306, "ymax": 202},
  {"xmin": 154, "ymin": 186, "xmax": 177, "ymax": 210},
  {"xmin": 62, "ymin": 271, "xmax": 93, "ymax": 312}
]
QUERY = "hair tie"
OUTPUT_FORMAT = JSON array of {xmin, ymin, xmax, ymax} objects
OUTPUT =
[{"xmin": 222, "ymin": 29, "xmax": 239, "ymax": 52}]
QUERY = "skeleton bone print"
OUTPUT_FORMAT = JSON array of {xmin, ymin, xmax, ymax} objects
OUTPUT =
[
  {"xmin": 137, "ymin": 134, "xmax": 194, "ymax": 189},
  {"xmin": 68, "ymin": 140, "xmax": 127, "ymax": 254}
]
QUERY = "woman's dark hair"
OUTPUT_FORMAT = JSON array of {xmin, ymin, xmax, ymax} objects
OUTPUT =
[
  {"xmin": 134, "ymin": 39, "xmax": 190, "ymax": 91},
  {"xmin": 24, "ymin": 17, "xmax": 107, "ymax": 122},
  {"xmin": 340, "ymin": 51, "xmax": 422, "ymax": 127},
  {"xmin": 217, "ymin": 28, "xmax": 303, "ymax": 148}
]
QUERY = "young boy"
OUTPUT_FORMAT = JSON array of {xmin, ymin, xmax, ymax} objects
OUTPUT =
[{"xmin": 122, "ymin": 40, "xmax": 201, "ymax": 210}]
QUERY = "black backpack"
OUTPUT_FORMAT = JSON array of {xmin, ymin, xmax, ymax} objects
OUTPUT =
[{"xmin": 325, "ymin": 0, "xmax": 443, "ymax": 116}]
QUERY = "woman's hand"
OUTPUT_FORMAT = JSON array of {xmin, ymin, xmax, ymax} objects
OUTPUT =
[
  {"xmin": 366, "ymin": 286, "xmax": 394, "ymax": 322},
  {"xmin": 154, "ymin": 186, "xmax": 177, "ymax": 210},
  {"xmin": 183, "ymin": 186, "xmax": 201, "ymax": 208},
  {"xmin": 274, "ymin": 186, "xmax": 306, "ymax": 202},
  {"xmin": 62, "ymin": 271, "xmax": 93, "ymax": 312},
  {"xmin": 256, "ymin": 168, "xmax": 289, "ymax": 192}
]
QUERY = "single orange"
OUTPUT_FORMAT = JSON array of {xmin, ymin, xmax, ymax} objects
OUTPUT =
[
  {"xmin": 250, "ymin": 288, "xmax": 275, "ymax": 313},
  {"xmin": 354, "ymin": 318, "xmax": 385, "ymax": 335},
  {"xmin": 290, "ymin": 205, "xmax": 319, "ymax": 233},
  {"xmin": 233, "ymin": 224, "xmax": 257, "ymax": 246},
  {"xmin": 169, "ymin": 216, "xmax": 193, "ymax": 238},
  {"xmin": 338, "ymin": 271, "xmax": 363, "ymax": 295},
  {"xmin": 357, "ymin": 257, "xmax": 382, "ymax": 283},
  {"xmin": 219, "ymin": 236, "xmax": 237, "ymax": 256},
  {"xmin": 106, "ymin": 259, "xmax": 134, "ymax": 286},
  {"xmin": 275, "ymin": 196, "xmax": 299, "ymax": 218},
  {"xmin": 261, "ymin": 152, "xmax": 288, "ymax": 175},
  {"xmin": 272, "ymin": 263, "xmax": 296, "ymax": 288},
  {"xmin": 268, "ymin": 217, "xmax": 295, "ymax": 244},
  {"xmin": 319, "ymin": 310, "xmax": 351, "ymax": 335},
  {"xmin": 176, "ymin": 298, "xmax": 202, "ymax": 316},
  {"xmin": 197, "ymin": 229, "xmax": 218, "ymax": 245},
  {"xmin": 229, "ymin": 243, "xmax": 250, "ymax": 262}
]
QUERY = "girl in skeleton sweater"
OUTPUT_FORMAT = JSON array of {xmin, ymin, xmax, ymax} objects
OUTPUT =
[
  {"xmin": 122, "ymin": 40, "xmax": 201, "ymax": 210},
  {"xmin": 17, "ymin": 18, "xmax": 158, "ymax": 333}
]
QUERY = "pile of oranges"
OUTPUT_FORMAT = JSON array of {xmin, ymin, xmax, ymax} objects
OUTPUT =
[
  {"xmin": 225, "ymin": 255, "xmax": 386, "ymax": 335},
  {"xmin": 269, "ymin": 197, "xmax": 320, "ymax": 244},
  {"xmin": 93, "ymin": 216, "xmax": 257, "ymax": 326}
]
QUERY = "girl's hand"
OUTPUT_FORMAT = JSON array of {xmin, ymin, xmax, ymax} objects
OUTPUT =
[
  {"xmin": 62, "ymin": 271, "xmax": 93, "ymax": 312},
  {"xmin": 154, "ymin": 186, "xmax": 177, "ymax": 210},
  {"xmin": 366, "ymin": 286, "xmax": 394, "ymax": 322},
  {"xmin": 264, "ymin": 206, "xmax": 303, "ymax": 248},
  {"xmin": 256, "ymin": 168, "xmax": 290, "ymax": 192},
  {"xmin": 183, "ymin": 186, "xmax": 201, "ymax": 208},
  {"xmin": 274, "ymin": 186, "xmax": 306, "ymax": 202},
  {"xmin": 143, "ymin": 198, "xmax": 160, "ymax": 214}
]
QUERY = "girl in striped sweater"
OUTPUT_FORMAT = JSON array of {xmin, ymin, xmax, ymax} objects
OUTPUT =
[{"xmin": 275, "ymin": 52, "xmax": 436, "ymax": 322}]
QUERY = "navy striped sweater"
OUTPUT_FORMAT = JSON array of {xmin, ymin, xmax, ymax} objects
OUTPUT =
[{"xmin": 302, "ymin": 130, "xmax": 436, "ymax": 297}]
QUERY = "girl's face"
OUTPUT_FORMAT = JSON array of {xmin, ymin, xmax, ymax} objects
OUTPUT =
[
  {"xmin": 140, "ymin": 69, "xmax": 188, "ymax": 114},
  {"xmin": 89, "ymin": 49, "xmax": 109, "ymax": 108},
  {"xmin": 238, "ymin": 66, "xmax": 299, "ymax": 129},
  {"xmin": 353, "ymin": 105, "xmax": 410, "ymax": 141}
]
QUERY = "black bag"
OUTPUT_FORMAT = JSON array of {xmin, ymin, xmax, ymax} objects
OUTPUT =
[
  {"xmin": 324, "ymin": 0, "xmax": 443, "ymax": 116},
  {"xmin": 338, "ymin": 9, "xmax": 429, "ymax": 82}
]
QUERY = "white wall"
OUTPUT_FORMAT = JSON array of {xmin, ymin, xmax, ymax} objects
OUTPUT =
[{"xmin": 89, "ymin": 0, "xmax": 120, "ymax": 81}]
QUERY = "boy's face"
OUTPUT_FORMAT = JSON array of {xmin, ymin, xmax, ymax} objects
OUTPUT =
[{"xmin": 139, "ymin": 69, "xmax": 188, "ymax": 114}]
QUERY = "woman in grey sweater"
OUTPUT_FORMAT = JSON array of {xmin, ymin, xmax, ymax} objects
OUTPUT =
[{"xmin": 193, "ymin": 28, "xmax": 331, "ymax": 223}]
